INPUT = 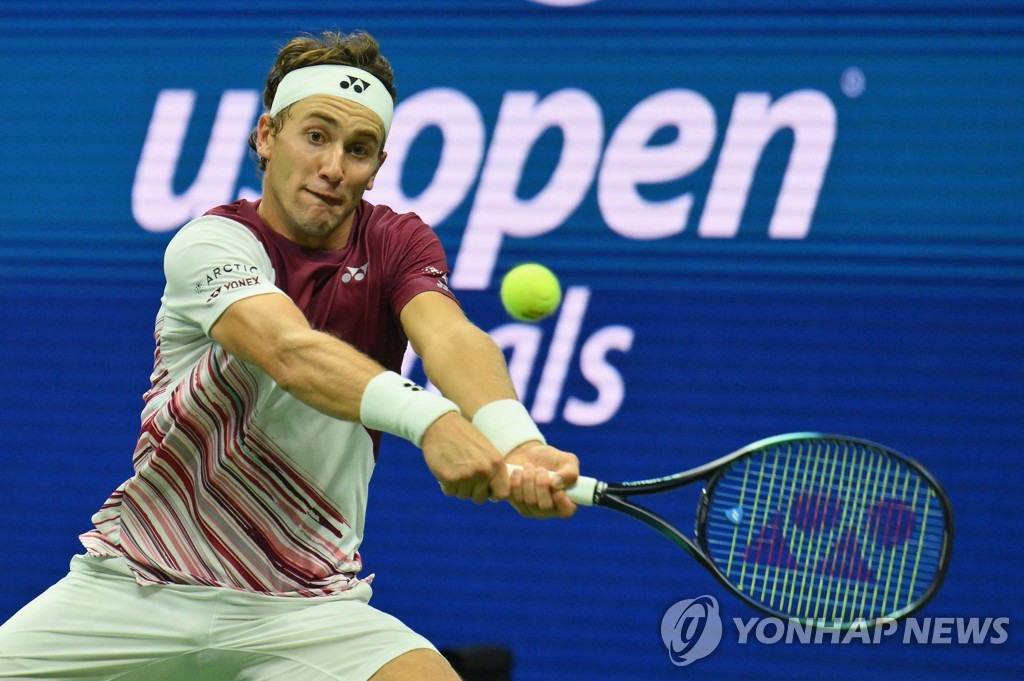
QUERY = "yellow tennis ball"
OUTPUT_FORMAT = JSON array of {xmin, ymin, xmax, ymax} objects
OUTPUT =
[{"xmin": 500, "ymin": 263, "xmax": 562, "ymax": 322}]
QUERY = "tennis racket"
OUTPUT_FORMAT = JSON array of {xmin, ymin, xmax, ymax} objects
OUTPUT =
[{"xmin": 519, "ymin": 432, "xmax": 953, "ymax": 629}]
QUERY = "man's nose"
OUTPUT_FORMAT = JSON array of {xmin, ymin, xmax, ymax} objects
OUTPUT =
[{"xmin": 320, "ymin": 147, "xmax": 344, "ymax": 182}]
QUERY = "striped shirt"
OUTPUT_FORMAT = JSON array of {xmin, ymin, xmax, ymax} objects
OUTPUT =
[{"xmin": 80, "ymin": 199, "xmax": 458, "ymax": 596}]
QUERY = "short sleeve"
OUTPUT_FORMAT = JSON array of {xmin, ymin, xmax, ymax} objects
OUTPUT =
[
  {"xmin": 387, "ymin": 217, "xmax": 461, "ymax": 316},
  {"xmin": 163, "ymin": 216, "xmax": 284, "ymax": 335}
]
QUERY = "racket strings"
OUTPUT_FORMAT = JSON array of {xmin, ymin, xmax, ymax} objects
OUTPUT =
[{"xmin": 703, "ymin": 439, "xmax": 947, "ymax": 624}]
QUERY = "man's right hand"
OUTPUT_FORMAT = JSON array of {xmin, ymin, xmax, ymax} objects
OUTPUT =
[{"xmin": 420, "ymin": 412, "xmax": 510, "ymax": 504}]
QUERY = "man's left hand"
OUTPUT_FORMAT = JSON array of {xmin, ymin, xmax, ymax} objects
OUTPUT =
[{"xmin": 503, "ymin": 442, "xmax": 580, "ymax": 519}]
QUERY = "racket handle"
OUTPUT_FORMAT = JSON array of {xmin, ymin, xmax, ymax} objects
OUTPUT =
[{"xmin": 505, "ymin": 464, "xmax": 598, "ymax": 507}]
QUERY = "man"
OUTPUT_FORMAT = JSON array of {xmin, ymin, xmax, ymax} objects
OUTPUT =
[{"xmin": 0, "ymin": 30, "xmax": 578, "ymax": 680}]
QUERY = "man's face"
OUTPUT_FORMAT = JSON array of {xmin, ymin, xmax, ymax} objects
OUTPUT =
[{"xmin": 256, "ymin": 95, "xmax": 387, "ymax": 249}]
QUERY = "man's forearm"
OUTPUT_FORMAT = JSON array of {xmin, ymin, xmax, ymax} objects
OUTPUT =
[
  {"xmin": 419, "ymin": 322, "xmax": 519, "ymax": 419},
  {"xmin": 267, "ymin": 327, "xmax": 387, "ymax": 421}
]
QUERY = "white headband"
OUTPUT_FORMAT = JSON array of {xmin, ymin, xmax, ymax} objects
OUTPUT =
[{"xmin": 270, "ymin": 64, "xmax": 394, "ymax": 137}]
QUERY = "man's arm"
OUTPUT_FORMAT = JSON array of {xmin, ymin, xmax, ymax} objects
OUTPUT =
[
  {"xmin": 400, "ymin": 294, "xmax": 519, "ymax": 419},
  {"xmin": 208, "ymin": 292, "xmax": 509, "ymax": 502},
  {"xmin": 210, "ymin": 292, "xmax": 378, "ymax": 420},
  {"xmin": 400, "ymin": 291, "xmax": 579, "ymax": 517}
]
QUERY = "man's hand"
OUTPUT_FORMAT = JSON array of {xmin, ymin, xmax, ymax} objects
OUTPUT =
[
  {"xmin": 420, "ymin": 412, "xmax": 510, "ymax": 504},
  {"xmin": 505, "ymin": 442, "xmax": 580, "ymax": 519}
]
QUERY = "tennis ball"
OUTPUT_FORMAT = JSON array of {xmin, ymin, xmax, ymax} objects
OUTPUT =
[{"xmin": 500, "ymin": 263, "xmax": 562, "ymax": 322}]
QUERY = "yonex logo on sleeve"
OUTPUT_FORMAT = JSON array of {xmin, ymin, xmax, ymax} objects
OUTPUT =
[{"xmin": 193, "ymin": 263, "xmax": 261, "ymax": 299}]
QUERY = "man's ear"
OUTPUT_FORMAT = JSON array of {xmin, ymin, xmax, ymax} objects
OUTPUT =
[
  {"xmin": 366, "ymin": 150, "xmax": 387, "ymax": 191},
  {"xmin": 255, "ymin": 113, "xmax": 275, "ymax": 160}
]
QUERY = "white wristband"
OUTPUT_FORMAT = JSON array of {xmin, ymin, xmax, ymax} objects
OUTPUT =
[
  {"xmin": 472, "ymin": 399, "xmax": 546, "ymax": 456},
  {"xmin": 359, "ymin": 371, "xmax": 459, "ymax": 447}
]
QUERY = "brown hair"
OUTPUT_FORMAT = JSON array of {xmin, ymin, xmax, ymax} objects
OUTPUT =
[{"xmin": 247, "ymin": 30, "xmax": 397, "ymax": 171}]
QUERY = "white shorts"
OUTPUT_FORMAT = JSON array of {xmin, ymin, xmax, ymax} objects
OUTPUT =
[{"xmin": 0, "ymin": 554, "xmax": 436, "ymax": 680}]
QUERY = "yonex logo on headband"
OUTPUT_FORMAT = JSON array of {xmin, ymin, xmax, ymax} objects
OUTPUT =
[
  {"xmin": 270, "ymin": 64, "xmax": 394, "ymax": 137},
  {"xmin": 340, "ymin": 75, "xmax": 370, "ymax": 93}
]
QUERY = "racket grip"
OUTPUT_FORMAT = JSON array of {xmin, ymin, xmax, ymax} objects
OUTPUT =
[{"xmin": 505, "ymin": 464, "xmax": 598, "ymax": 507}]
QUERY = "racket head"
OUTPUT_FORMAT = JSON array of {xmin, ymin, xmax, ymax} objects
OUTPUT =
[{"xmin": 695, "ymin": 433, "xmax": 953, "ymax": 628}]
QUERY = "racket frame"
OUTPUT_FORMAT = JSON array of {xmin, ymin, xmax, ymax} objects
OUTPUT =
[{"xmin": 588, "ymin": 432, "xmax": 955, "ymax": 628}]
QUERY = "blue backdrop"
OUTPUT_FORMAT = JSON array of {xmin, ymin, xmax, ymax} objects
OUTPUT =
[{"xmin": 1, "ymin": 1, "xmax": 1021, "ymax": 679}]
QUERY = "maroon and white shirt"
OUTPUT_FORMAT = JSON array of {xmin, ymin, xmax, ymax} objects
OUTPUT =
[{"xmin": 80, "ymin": 199, "xmax": 458, "ymax": 597}]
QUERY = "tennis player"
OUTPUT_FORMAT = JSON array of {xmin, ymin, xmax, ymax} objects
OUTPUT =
[{"xmin": 0, "ymin": 30, "xmax": 578, "ymax": 680}]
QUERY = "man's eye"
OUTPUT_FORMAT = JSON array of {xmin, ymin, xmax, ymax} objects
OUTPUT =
[{"xmin": 307, "ymin": 131, "xmax": 325, "ymax": 143}]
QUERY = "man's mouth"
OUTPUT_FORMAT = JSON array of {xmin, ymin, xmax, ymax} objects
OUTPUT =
[{"xmin": 309, "ymin": 190, "xmax": 344, "ymax": 206}]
